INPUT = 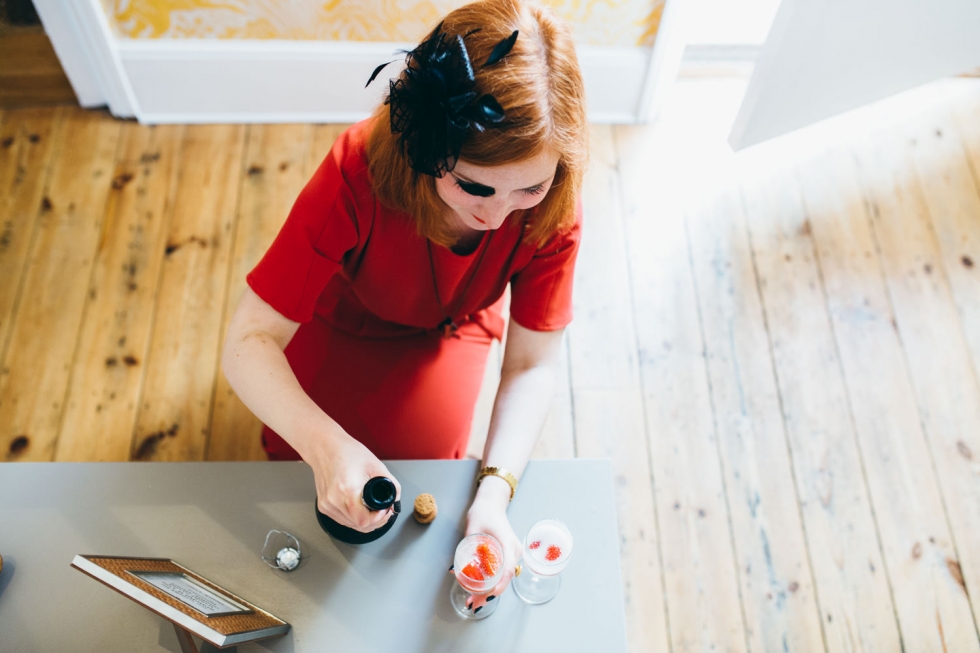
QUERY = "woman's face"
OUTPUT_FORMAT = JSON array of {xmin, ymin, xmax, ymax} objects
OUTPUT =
[{"xmin": 434, "ymin": 147, "xmax": 560, "ymax": 233}]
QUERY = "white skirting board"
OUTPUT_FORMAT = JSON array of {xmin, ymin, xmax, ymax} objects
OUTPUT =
[
  {"xmin": 118, "ymin": 40, "xmax": 653, "ymax": 125},
  {"xmin": 33, "ymin": 0, "xmax": 681, "ymax": 125}
]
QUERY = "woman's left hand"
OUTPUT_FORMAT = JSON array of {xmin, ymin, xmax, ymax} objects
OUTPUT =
[{"xmin": 462, "ymin": 479, "xmax": 522, "ymax": 613}]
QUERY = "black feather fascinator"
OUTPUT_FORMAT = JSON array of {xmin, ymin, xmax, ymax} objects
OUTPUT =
[{"xmin": 366, "ymin": 24, "xmax": 519, "ymax": 176}]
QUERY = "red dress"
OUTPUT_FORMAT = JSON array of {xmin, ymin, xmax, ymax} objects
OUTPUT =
[{"xmin": 247, "ymin": 120, "xmax": 581, "ymax": 460}]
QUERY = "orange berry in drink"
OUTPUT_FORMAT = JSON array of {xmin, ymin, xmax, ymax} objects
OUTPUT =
[
  {"xmin": 476, "ymin": 542, "xmax": 499, "ymax": 576},
  {"xmin": 461, "ymin": 562, "xmax": 484, "ymax": 582}
]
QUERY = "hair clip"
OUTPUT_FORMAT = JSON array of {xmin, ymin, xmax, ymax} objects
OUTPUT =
[
  {"xmin": 478, "ymin": 96, "xmax": 505, "ymax": 123},
  {"xmin": 365, "ymin": 24, "xmax": 520, "ymax": 176}
]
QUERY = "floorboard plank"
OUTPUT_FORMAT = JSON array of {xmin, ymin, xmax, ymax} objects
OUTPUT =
[
  {"xmin": 207, "ymin": 124, "xmax": 342, "ymax": 461},
  {"xmin": 797, "ymin": 144, "xmax": 978, "ymax": 651},
  {"xmin": 55, "ymin": 123, "xmax": 184, "ymax": 461},
  {"xmin": 934, "ymin": 89, "xmax": 980, "ymax": 392},
  {"xmin": 0, "ymin": 108, "xmax": 120, "ymax": 461},
  {"xmin": 573, "ymin": 124, "xmax": 671, "ymax": 652},
  {"xmin": 0, "ymin": 107, "xmax": 61, "ymax": 381},
  {"xmin": 743, "ymin": 166, "xmax": 902, "ymax": 652},
  {"xmin": 133, "ymin": 124, "xmax": 246, "ymax": 461},
  {"xmin": 687, "ymin": 184, "xmax": 825, "ymax": 651},
  {"xmin": 615, "ymin": 121, "xmax": 748, "ymax": 652},
  {"xmin": 853, "ymin": 119, "xmax": 980, "ymax": 641},
  {"xmin": 0, "ymin": 28, "xmax": 77, "ymax": 108},
  {"xmin": 907, "ymin": 104, "xmax": 980, "ymax": 631}
]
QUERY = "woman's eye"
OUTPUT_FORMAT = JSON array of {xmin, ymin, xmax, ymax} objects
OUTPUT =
[
  {"xmin": 523, "ymin": 185, "xmax": 545, "ymax": 196},
  {"xmin": 454, "ymin": 178, "xmax": 494, "ymax": 197}
]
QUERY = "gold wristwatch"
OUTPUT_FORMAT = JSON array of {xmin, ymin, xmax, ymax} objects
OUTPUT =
[{"xmin": 477, "ymin": 466, "xmax": 518, "ymax": 501}]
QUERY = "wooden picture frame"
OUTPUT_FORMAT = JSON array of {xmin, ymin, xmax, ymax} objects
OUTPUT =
[{"xmin": 71, "ymin": 555, "xmax": 289, "ymax": 651}]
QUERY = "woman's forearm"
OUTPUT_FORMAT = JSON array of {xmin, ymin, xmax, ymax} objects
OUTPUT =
[{"xmin": 476, "ymin": 321, "xmax": 565, "ymax": 505}]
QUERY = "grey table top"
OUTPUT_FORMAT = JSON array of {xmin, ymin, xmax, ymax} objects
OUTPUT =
[{"xmin": 0, "ymin": 459, "xmax": 627, "ymax": 652}]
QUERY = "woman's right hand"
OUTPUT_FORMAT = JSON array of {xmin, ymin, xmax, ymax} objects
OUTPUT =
[{"xmin": 308, "ymin": 429, "xmax": 401, "ymax": 533}]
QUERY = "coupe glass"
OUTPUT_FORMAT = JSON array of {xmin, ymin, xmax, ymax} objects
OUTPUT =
[
  {"xmin": 451, "ymin": 533, "xmax": 504, "ymax": 620},
  {"xmin": 512, "ymin": 519, "xmax": 572, "ymax": 604}
]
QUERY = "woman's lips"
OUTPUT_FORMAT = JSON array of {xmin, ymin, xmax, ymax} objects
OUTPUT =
[{"xmin": 472, "ymin": 215, "xmax": 487, "ymax": 225}]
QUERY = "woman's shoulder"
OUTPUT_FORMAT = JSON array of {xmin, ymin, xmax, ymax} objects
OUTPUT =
[
  {"xmin": 323, "ymin": 119, "xmax": 375, "ymax": 183},
  {"xmin": 519, "ymin": 199, "xmax": 583, "ymax": 255}
]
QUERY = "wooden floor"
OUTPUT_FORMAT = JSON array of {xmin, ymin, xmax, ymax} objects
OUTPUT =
[
  {"xmin": 0, "ymin": 23, "xmax": 77, "ymax": 108},
  {"xmin": 3, "ymin": 77, "xmax": 980, "ymax": 651}
]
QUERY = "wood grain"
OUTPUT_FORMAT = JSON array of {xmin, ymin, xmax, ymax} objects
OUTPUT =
[
  {"xmin": 854, "ymin": 120, "xmax": 980, "ymax": 640},
  {"xmin": 0, "ymin": 28, "xmax": 76, "ymax": 108},
  {"xmin": 134, "ymin": 124, "xmax": 246, "ymax": 461},
  {"xmin": 573, "ymin": 124, "xmax": 671, "ymax": 652},
  {"xmin": 743, "ymin": 166, "xmax": 902, "ymax": 651},
  {"xmin": 798, "ymin": 144, "xmax": 978, "ymax": 651},
  {"xmin": 55, "ymin": 123, "xmax": 184, "ymax": 461},
  {"xmin": 944, "ymin": 89, "xmax": 980, "ymax": 390},
  {"xmin": 0, "ymin": 107, "xmax": 62, "ymax": 372},
  {"xmin": 207, "ymin": 124, "xmax": 330, "ymax": 461},
  {"xmin": 0, "ymin": 109, "xmax": 120, "ymax": 461},
  {"xmin": 615, "ymin": 122, "xmax": 747, "ymax": 652},
  {"xmin": 686, "ymin": 184, "xmax": 825, "ymax": 652},
  {"xmin": 905, "ymin": 107, "xmax": 980, "ymax": 630}
]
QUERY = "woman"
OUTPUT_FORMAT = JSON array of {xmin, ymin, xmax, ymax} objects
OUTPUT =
[{"xmin": 222, "ymin": 0, "xmax": 587, "ymax": 605}]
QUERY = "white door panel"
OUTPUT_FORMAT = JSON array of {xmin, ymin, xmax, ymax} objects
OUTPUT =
[{"xmin": 729, "ymin": 0, "xmax": 980, "ymax": 149}]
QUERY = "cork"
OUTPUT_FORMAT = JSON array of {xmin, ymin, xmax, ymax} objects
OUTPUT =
[{"xmin": 413, "ymin": 493, "xmax": 438, "ymax": 524}]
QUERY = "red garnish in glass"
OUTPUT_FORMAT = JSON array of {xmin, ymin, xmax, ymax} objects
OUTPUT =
[
  {"xmin": 529, "ymin": 540, "xmax": 541, "ymax": 550},
  {"xmin": 461, "ymin": 562, "xmax": 484, "ymax": 581},
  {"xmin": 545, "ymin": 545, "xmax": 562, "ymax": 561},
  {"xmin": 476, "ymin": 542, "xmax": 499, "ymax": 576}
]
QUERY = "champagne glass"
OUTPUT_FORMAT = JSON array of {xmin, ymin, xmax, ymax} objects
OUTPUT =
[
  {"xmin": 450, "ymin": 533, "xmax": 504, "ymax": 619},
  {"xmin": 512, "ymin": 518, "xmax": 572, "ymax": 604}
]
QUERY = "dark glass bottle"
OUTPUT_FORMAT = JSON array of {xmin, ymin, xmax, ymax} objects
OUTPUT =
[{"xmin": 315, "ymin": 476, "xmax": 401, "ymax": 544}]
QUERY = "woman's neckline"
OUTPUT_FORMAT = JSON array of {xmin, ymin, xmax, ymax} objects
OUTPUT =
[
  {"xmin": 449, "ymin": 229, "xmax": 486, "ymax": 256},
  {"xmin": 440, "ymin": 205, "xmax": 490, "ymax": 257}
]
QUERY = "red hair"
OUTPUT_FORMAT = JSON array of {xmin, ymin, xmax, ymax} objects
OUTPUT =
[{"xmin": 367, "ymin": 0, "xmax": 587, "ymax": 247}]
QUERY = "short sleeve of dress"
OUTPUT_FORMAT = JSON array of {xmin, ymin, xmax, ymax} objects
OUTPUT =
[
  {"xmin": 509, "ymin": 198, "xmax": 583, "ymax": 331},
  {"xmin": 246, "ymin": 129, "xmax": 363, "ymax": 323}
]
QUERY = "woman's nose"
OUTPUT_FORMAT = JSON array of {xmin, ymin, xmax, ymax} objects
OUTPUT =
[{"xmin": 481, "ymin": 198, "xmax": 511, "ymax": 228}]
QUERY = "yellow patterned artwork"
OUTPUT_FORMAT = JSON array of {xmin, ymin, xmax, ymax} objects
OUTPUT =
[{"xmin": 103, "ymin": 0, "xmax": 664, "ymax": 47}]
